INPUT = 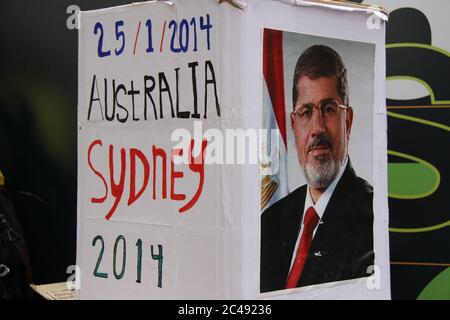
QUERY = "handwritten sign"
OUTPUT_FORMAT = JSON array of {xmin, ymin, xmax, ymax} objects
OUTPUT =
[
  {"xmin": 77, "ymin": 0, "xmax": 389, "ymax": 299},
  {"xmin": 77, "ymin": 0, "xmax": 227, "ymax": 299}
]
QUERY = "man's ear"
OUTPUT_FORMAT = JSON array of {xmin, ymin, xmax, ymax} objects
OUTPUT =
[
  {"xmin": 346, "ymin": 107, "xmax": 353, "ymax": 138},
  {"xmin": 290, "ymin": 112, "xmax": 295, "ymax": 131}
]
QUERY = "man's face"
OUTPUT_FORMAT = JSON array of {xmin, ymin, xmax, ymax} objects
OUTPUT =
[{"xmin": 291, "ymin": 75, "xmax": 353, "ymax": 188}]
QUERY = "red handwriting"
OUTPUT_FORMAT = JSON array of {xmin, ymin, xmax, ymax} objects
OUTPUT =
[
  {"xmin": 179, "ymin": 139, "xmax": 207, "ymax": 213},
  {"xmin": 87, "ymin": 139, "xmax": 207, "ymax": 220},
  {"xmin": 88, "ymin": 140, "xmax": 108, "ymax": 203}
]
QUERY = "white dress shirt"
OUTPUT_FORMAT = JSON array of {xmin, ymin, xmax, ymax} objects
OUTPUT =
[{"xmin": 288, "ymin": 157, "xmax": 349, "ymax": 272}]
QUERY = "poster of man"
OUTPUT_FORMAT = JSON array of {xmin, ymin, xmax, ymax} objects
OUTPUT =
[{"xmin": 260, "ymin": 29, "xmax": 376, "ymax": 293}]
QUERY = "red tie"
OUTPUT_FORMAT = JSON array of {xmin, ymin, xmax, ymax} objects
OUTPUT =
[{"xmin": 285, "ymin": 206, "xmax": 319, "ymax": 289}]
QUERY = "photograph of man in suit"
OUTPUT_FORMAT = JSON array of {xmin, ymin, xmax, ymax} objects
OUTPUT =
[{"xmin": 260, "ymin": 45, "xmax": 374, "ymax": 293}]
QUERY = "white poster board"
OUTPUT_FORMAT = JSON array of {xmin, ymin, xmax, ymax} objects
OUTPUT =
[{"xmin": 77, "ymin": 0, "xmax": 390, "ymax": 299}]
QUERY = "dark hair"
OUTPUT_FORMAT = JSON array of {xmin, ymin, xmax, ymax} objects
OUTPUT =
[{"xmin": 292, "ymin": 45, "xmax": 349, "ymax": 109}]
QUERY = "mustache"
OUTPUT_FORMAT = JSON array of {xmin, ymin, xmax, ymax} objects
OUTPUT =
[{"xmin": 308, "ymin": 133, "xmax": 332, "ymax": 152}]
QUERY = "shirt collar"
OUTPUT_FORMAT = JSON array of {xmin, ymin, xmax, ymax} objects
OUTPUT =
[{"xmin": 304, "ymin": 156, "xmax": 348, "ymax": 221}]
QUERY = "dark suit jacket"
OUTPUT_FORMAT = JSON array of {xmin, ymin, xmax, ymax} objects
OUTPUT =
[{"xmin": 260, "ymin": 160, "xmax": 374, "ymax": 293}]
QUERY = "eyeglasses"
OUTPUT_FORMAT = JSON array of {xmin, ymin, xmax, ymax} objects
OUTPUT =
[{"xmin": 292, "ymin": 99, "xmax": 350, "ymax": 125}]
